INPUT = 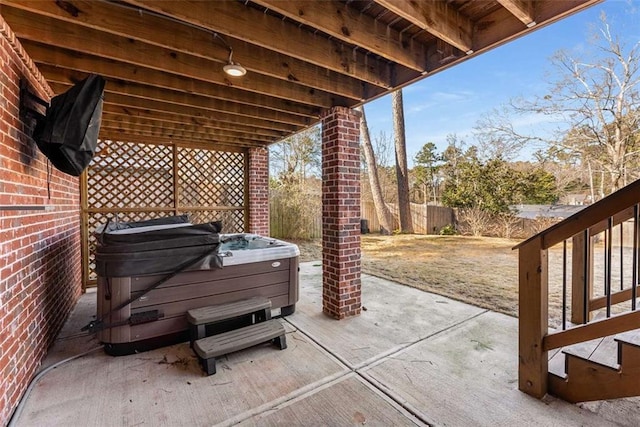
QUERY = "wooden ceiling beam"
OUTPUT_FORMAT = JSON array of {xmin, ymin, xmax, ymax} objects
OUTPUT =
[
  {"xmin": 99, "ymin": 122, "xmax": 271, "ymax": 146},
  {"xmin": 100, "ymin": 112, "xmax": 286, "ymax": 139},
  {"xmin": 496, "ymin": 0, "xmax": 535, "ymax": 26},
  {"xmin": 47, "ymin": 77, "xmax": 311, "ymax": 127},
  {"xmin": 124, "ymin": 0, "xmax": 394, "ymax": 88},
  {"xmin": 0, "ymin": 0, "xmax": 378, "ymax": 100},
  {"xmin": 99, "ymin": 94, "xmax": 305, "ymax": 134},
  {"xmin": 101, "ymin": 104, "xmax": 300, "ymax": 135},
  {"xmin": 252, "ymin": 0, "xmax": 427, "ymax": 72},
  {"xmin": 474, "ymin": 0, "xmax": 603, "ymax": 54},
  {"xmin": 34, "ymin": 62, "xmax": 320, "ymax": 120},
  {"xmin": 98, "ymin": 128, "xmax": 262, "ymax": 149},
  {"xmin": 3, "ymin": 8, "xmax": 351, "ymax": 108},
  {"xmin": 372, "ymin": 0, "xmax": 474, "ymax": 54},
  {"xmin": 99, "ymin": 119, "xmax": 276, "ymax": 143}
]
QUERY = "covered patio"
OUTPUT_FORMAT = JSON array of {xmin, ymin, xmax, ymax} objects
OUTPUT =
[
  {"xmin": 11, "ymin": 262, "xmax": 637, "ymax": 426},
  {"xmin": 1, "ymin": 0, "xmax": 605, "ymax": 424}
]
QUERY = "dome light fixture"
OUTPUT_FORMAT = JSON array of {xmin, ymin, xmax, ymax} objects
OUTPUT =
[{"xmin": 223, "ymin": 48, "xmax": 246, "ymax": 77}]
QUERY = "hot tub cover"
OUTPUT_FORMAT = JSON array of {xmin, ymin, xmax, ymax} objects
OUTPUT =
[{"xmin": 95, "ymin": 215, "xmax": 223, "ymax": 277}]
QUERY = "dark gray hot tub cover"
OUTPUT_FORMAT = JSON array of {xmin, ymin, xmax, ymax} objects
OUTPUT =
[{"xmin": 95, "ymin": 215, "xmax": 223, "ymax": 277}]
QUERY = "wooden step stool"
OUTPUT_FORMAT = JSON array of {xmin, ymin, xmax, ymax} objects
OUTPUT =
[
  {"xmin": 186, "ymin": 296, "xmax": 272, "ymax": 346},
  {"xmin": 193, "ymin": 319, "xmax": 287, "ymax": 375}
]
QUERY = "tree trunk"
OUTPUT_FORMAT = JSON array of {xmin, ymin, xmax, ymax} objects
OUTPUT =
[
  {"xmin": 587, "ymin": 159, "xmax": 595, "ymax": 203},
  {"xmin": 356, "ymin": 106, "xmax": 393, "ymax": 234},
  {"xmin": 392, "ymin": 89, "xmax": 413, "ymax": 233}
]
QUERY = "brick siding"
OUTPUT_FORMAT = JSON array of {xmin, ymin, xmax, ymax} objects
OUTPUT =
[
  {"xmin": 247, "ymin": 146, "xmax": 269, "ymax": 236},
  {"xmin": 321, "ymin": 107, "xmax": 362, "ymax": 319},
  {"xmin": 0, "ymin": 17, "xmax": 82, "ymax": 425}
]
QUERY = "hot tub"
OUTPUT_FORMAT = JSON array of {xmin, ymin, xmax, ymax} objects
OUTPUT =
[{"xmin": 92, "ymin": 216, "xmax": 299, "ymax": 355}]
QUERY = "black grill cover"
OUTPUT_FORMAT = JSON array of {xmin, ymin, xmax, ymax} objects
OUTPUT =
[
  {"xmin": 95, "ymin": 216, "xmax": 223, "ymax": 277},
  {"xmin": 35, "ymin": 74, "xmax": 105, "ymax": 176}
]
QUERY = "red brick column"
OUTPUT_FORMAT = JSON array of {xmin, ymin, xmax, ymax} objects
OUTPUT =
[
  {"xmin": 247, "ymin": 146, "xmax": 269, "ymax": 236},
  {"xmin": 321, "ymin": 106, "xmax": 361, "ymax": 319}
]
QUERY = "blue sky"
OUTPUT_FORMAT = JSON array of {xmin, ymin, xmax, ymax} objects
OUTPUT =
[{"xmin": 362, "ymin": 0, "xmax": 639, "ymax": 166}]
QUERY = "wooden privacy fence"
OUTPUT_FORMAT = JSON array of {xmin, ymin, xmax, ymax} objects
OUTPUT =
[
  {"xmin": 269, "ymin": 191, "xmax": 322, "ymax": 239},
  {"xmin": 269, "ymin": 196, "xmax": 454, "ymax": 239},
  {"xmin": 361, "ymin": 201, "xmax": 454, "ymax": 234}
]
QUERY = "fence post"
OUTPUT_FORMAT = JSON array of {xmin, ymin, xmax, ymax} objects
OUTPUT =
[{"xmin": 518, "ymin": 236, "xmax": 549, "ymax": 398}]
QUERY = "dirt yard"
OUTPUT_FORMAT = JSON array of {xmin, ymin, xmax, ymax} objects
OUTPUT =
[{"xmin": 291, "ymin": 234, "xmax": 574, "ymax": 326}]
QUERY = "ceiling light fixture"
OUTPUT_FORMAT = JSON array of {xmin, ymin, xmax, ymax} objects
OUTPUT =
[{"xmin": 223, "ymin": 48, "xmax": 247, "ymax": 77}]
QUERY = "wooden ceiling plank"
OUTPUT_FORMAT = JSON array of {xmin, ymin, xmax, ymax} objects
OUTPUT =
[
  {"xmin": 34, "ymin": 62, "xmax": 320, "ymax": 120},
  {"xmin": 496, "ymin": 0, "xmax": 535, "ymax": 26},
  {"xmin": 47, "ymin": 76, "xmax": 312, "ymax": 127},
  {"xmin": 3, "ymin": 8, "xmax": 350, "ymax": 108},
  {"xmin": 124, "ymin": 0, "xmax": 393, "ymax": 87},
  {"xmin": 474, "ymin": 0, "xmax": 603, "ymax": 54},
  {"xmin": 100, "ymin": 94, "xmax": 304, "ymax": 134},
  {"xmin": 98, "ymin": 129, "xmax": 262, "ymax": 149},
  {"xmin": 1, "ymin": 0, "xmax": 377, "ymax": 99},
  {"xmin": 252, "ymin": 0, "xmax": 427, "ymax": 72},
  {"xmin": 101, "ymin": 104, "xmax": 300, "ymax": 135},
  {"xmin": 100, "ymin": 111, "xmax": 287, "ymax": 139},
  {"xmin": 100, "ymin": 122, "xmax": 273, "ymax": 146},
  {"xmin": 372, "ymin": 0, "xmax": 474, "ymax": 54},
  {"xmin": 100, "ymin": 117, "xmax": 276, "ymax": 142}
]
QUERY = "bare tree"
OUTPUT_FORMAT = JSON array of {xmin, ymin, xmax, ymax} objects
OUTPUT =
[
  {"xmin": 357, "ymin": 106, "xmax": 393, "ymax": 234},
  {"xmin": 392, "ymin": 89, "xmax": 413, "ymax": 233},
  {"xmin": 478, "ymin": 12, "xmax": 640, "ymax": 197},
  {"xmin": 270, "ymin": 126, "xmax": 321, "ymax": 183},
  {"xmin": 552, "ymin": 15, "xmax": 640, "ymax": 194},
  {"xmin": 474, "ymin": 106, "xmax": 528, "ymax": 161}
]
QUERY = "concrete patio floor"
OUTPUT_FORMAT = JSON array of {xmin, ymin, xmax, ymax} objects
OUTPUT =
[{"xmin": 10, "ymin": 262, "xmax": 640, "ymax": 426}]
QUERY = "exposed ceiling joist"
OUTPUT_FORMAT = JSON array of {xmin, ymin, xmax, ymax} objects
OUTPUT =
[
  {"xmin": 124, "ymin": 0, "xmax": 395, "ymax": 87},
  {"xmin": 5, "ymin": 8, "xmax": 349, "ymax": 109},
  {"xmin": 497, "ymin": 0, "xmax": 536, "ymax": 26},
  {"xmin": 100, "ymin": 106, "xmax": 293, "ymax": 138},
  {"xmin": 1, "ymin": 0, "xmax": 375, "ymax": 100},
  {"xmin": 100, "ymin": 114, "xmax": 281, "ymax": 140},
  {"xmin": 35, "ymin": 63, "xmax": 320, "ymax": 120},
  {"xmin": 372, "ymin": 0, "xmax": 474, "ymax": 54},
  {"xmin": 0, "ymin": 0, "xmax": 602, "ymax": 148},
  {"xmin": 252, "ymin": 0, "xmax": 427, "ymax": 72},
  {"xmin": 100, "ymin": 122, "xmax": 268, "ymax": 147},
  {"xmin": 49, "ymin": 80, "xmax": 309, "ymax": 128}
]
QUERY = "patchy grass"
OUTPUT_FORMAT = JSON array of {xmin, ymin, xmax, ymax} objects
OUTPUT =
[
  {"xmin": 361, "ymin": 234, "xmax": 521, "ymax": 317},
  {"xmin": 292, "ymin": 234, "xmax": 520, "ymax": 316},
  {"xmin": 291, "ymin": 234, "xmax": 619, "ymax": 328}
]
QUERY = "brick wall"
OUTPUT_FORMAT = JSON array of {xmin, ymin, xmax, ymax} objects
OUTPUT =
[
  {"xmin": 0, "ymin": 18, "xmax": 82, "ymax": 425},
  {"xmin": 321, "ymin": 107, "xmax": 361, "ymax": 319},
  {"xmin": 247, "ymin": 146, "xmax": 269, "ymax": 236}
]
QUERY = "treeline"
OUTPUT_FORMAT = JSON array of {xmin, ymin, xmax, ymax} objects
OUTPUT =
[{"xmin": 269, "ymin": 11, "xmax": 640, "ymax": 239}]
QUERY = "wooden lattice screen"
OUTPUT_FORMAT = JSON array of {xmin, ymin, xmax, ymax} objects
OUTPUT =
[{"xmin": 81, "ymin": 140, "xmax": 247, "ymax": 288}]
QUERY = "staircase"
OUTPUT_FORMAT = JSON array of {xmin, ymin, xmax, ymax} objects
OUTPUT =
[
  {"xmin": 516, "ymin": 179, "xmax": 640, "ymax": 402},
  {"xmin": 186, "ymin": 297, "xmax": 287, "ymax": 375},
  {"xmin": 548, "ymin": 331, "xmax": 640, "ymax": 402}
]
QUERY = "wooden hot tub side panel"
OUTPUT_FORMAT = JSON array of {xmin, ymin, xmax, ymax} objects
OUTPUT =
[{"xmin": 97, "ymin": 257, "xmax": 299, "ymax": 346}]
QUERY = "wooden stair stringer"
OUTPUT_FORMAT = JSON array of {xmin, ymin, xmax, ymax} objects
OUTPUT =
[{"xmin": 548, "ymin": 331, "xmax": 640, "ymax": 403}]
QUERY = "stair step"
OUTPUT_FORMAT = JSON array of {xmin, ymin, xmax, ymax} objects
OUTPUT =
[
  {"xmin": 187, "ymin": 296, "xmax": 271, "ymax": 325},
  {"xmin": 566, "ymin": 335, "xmax": 619, "ymax": 368},
  {"xmin": 548, "ymin": 328, "xmax": 640, "ymax": 402},
  {"xmin": 186, "ymin": 297, "xmax": 272, "ymax": 344},
  {"xmin": 615, "ymin": 331, "xmax": 640, "ymax": 369},
  {"xmin": 193, "ymin": 319, "xmax": 287, "ymax": 375},
  {"xmin": 614, "ymin": 330, "xmax": 640, "ymax": 348}
]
